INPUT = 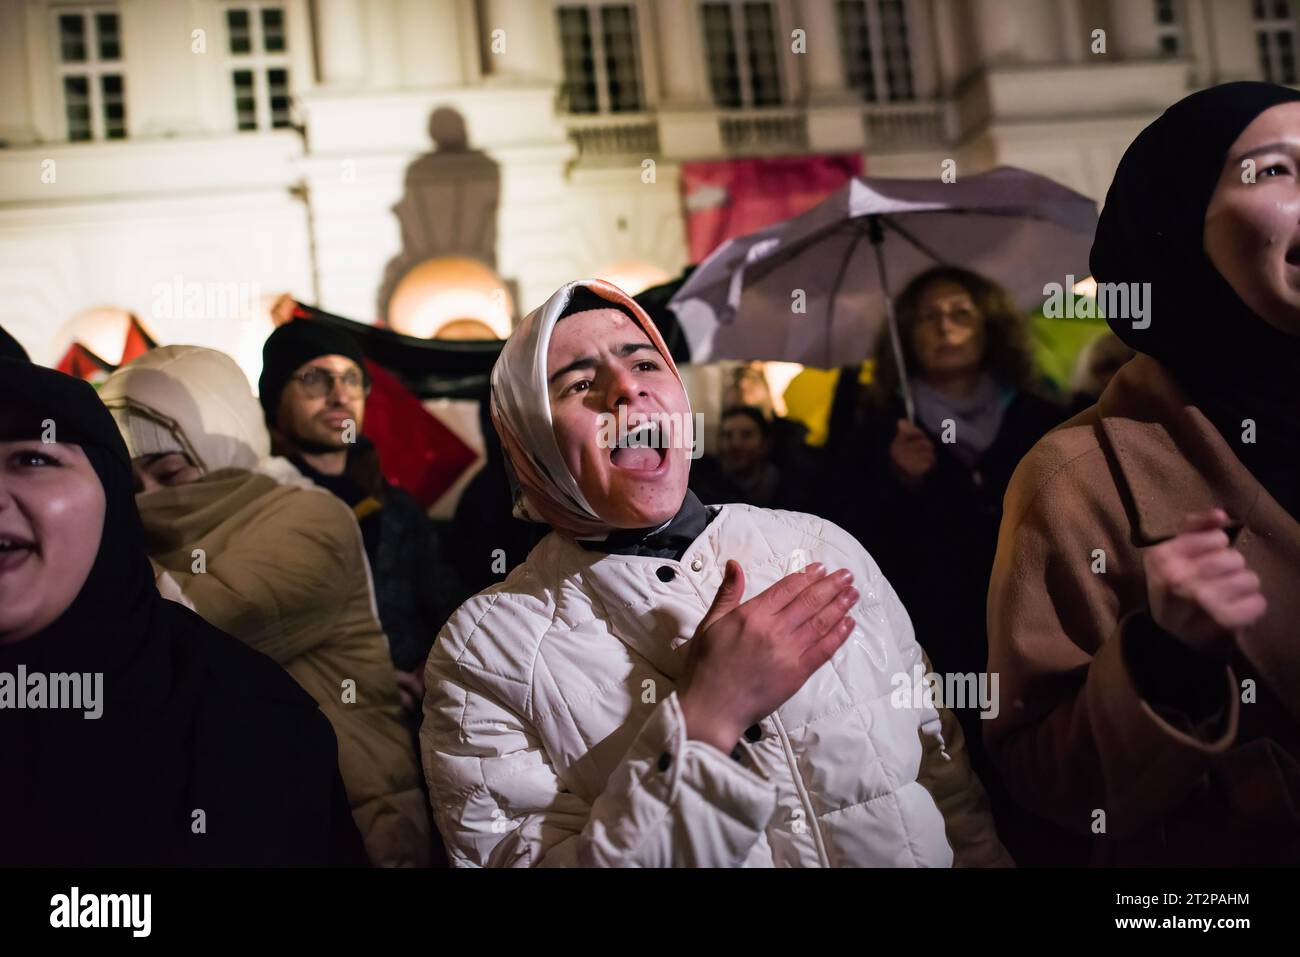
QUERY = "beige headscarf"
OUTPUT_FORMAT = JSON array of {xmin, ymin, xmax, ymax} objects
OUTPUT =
[{"xmin": 490, "ymin": 279, "xmax": 688, "ymax": 537}]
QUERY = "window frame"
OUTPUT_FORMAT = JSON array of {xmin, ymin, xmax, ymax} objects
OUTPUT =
[
  {"xmin": 699, "ymin": 0, "xmax": 786, "ymax": 110},
  {"xmin": 222, "ymin": 0, "xmax": 293, "ymax": 132},
  {"xmin": 836, "ymin": 0, "xmax": 917, "ymax": 104},
  {"xmin": 52, "ymin": 4, "xmax": 126, "ymax": 142},
  {"xmin": 1154, "ymin": 0, "xmax": 1185, "ymax": 59},
  {"xmin": 1254, "ymin": 0, "xmax": 1299, "ymax": 85},
  {"xmin": 556, "ymin": 2, "xmax": 648, "ymax": 115}
]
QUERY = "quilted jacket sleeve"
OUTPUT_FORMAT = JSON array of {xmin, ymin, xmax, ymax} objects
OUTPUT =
[{"xmin": 421, "ymin": 590, "xmax": 780, "ymax": 868}]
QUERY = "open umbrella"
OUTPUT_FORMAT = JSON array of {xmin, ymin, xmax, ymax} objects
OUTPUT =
[{"xmin": 668, "ymin": 166, "xmax": 1098, "ymax": 419}]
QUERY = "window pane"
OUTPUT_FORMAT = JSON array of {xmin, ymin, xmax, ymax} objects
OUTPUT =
[
  {"xmin": 1155, "ymin": 0, "xmax": 1176, "ymax": 25},
  {"xmin": 702, "ymin": 3, "xmax": 742, "ymax": 108},
  {"xmin": 601, "ymin": 5, "xmax": 643, "ymax": 112},
  {"xmin": 743, "ymin": 2, "xmax": 782, "ymax": 107},
  {"xmin": 63, "ymin": 75, "xmax": 91, "ymax": 141},
  {"xmin": 1275, "ymin": 0, "xmax": 1291, "ymax": 20},
  {"xmin": 880, "ymin": 0, "xmax": 914, "ymax": 101},
  {"xmin": 228, "ymin": 8, "xmax": 252, "ymax": 54},
  {"xmin": 1280, "ymin": 30, "xmax": 1296, "ymax": 83},
  {"xmin": 1159, "ymin": 34, "xmax": 1180, "ymax": 56},
  {"xmin": 59, "ymin": 13, "xmax": 87, "ymax": 63},
  {"xmin": 268, "ymin": 68, "xmax": 292, "ymax": 127},
  {"xmin": 96, "ymin": 12, "xmax": 121, "ymax": 60},
  {"xmin": 262, "ymin": 7, "xmax": 287, "ymax": 52},
  {"xmin": 101, "ymin": 74, "xmax": 126, "ymax": 139},
  {"xmin": 232, "ymin": 69, "xmax": 257, "ymax": 130},
  {"xmin": 557, "ymin": 7, "xmax": 599, "ymax": 113},
  {"xmin": 837, "ymin": 0, "xmax": 876, "ymax": 102}
]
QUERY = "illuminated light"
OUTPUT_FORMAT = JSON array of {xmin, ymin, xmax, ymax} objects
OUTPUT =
[
  {"xmin": 1072, "ymin": 275, "xmax": 1097, "ymax": 298},
  {"xmin": 388, "ymin": 256, "xmax": 513, "ymax": 340},
  {"xmin": 762, "ymin": 361, "xmax": 804, "ymax": 418},
  {"xmin": 594, "ymin": 261, "xmax": 672, "ymax": 298},
  {"xmin": 53, "ymin": 307, "xmax": 135, "ymax": 366}
]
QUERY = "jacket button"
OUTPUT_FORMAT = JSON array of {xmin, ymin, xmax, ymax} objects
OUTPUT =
[
  {"xmin": 744, "ymin": 724, "xmax": 763, "ymax": 742},
  {"xmin": 657, "ymin": 752, "xmax": 672, "ymax": 771},
  {"xmin": 690, "ymin": 558, "xmax": 704, "ymax": 572},
  {"xmin": 656, "ymin": 566, "xmax": 675, "ymax": 582}
]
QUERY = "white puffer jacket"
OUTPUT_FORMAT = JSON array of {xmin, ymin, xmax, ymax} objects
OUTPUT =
[{"xmin": 422, "ymin": 504, "xmax": 1011, "ymax": 867}]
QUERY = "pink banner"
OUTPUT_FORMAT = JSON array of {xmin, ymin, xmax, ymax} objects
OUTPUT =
[{"xmin": 681, "ymin": 154, "xmax": 864, "ymax": 264}]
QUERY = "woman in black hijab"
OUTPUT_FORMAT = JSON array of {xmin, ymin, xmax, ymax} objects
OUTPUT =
[
  {"xmin": 985, "ymin": 83, "xmax": 1300, "ymax": 865},
  {"xmin": 0, "ymin": 358, "xmax": 366, "ymax": 866}
]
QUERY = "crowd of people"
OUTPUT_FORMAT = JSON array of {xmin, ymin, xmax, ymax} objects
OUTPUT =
[{"xmin": 1, "ymin": 81, "xmax": 1296, "ymax": 867}]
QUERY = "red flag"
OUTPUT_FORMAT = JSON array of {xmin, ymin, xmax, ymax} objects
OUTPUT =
[
  {"xmin": 55, "ymin": 342, "xmax": 116, "ymax": 382},
  {"xmin": 361, "ymin": 359, "xmax": 478, "ymax": 509},
  {"xmin": 118, "ymin": 314, "xmax": 158, "ymax": 364}
]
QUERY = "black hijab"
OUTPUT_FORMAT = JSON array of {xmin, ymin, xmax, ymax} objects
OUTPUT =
[
  {"xmin": 1090, "ymin": 81, "xmax": 1300, "ymax": 516},
  {"xmin": 0, "ymin": 359, "xmax": 366, "ymax": 865}
]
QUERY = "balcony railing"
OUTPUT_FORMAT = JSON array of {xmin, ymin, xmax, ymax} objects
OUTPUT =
[
  {"xmin": 718, "ymin": 108, "xmax": 809, "ymax": 152},
  {"xmin": 564, "ymin": 113, "xmax": 661, "ymax": 158},
  {"xmin": 861, "ymin": 101, "xmax": 948, "ymax": 151}
]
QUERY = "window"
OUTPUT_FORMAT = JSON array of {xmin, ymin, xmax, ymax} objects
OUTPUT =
[
  {"xmin": 557, "ymin": 4, "xmax": 644, "ymax": 113},
  {"xmin": 1155, "ymin": 0, "xmax": 1184, "ymax": 57},
  {"xmin": 836, "ymin": 0, "xmax": 914, "ymax": 102},
  {"xmin": 56, "ymin": 8, "xmax": 126, "ymax": 141},
  {"xmin": 1255, "ymin": 0, "xmax": 1298, "ymax": 84},
  {"xmin": 225, "ymin": 3, "xmax": 292, "ymax": 130},
  {"xmin": 701, "ymin": 1, "xmax": 783, "ymax": 109}
]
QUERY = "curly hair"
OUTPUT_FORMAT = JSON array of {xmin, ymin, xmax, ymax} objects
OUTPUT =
[{"xmin": 869, "ymin": 265, "xmax": 1038, "ymax": 407}]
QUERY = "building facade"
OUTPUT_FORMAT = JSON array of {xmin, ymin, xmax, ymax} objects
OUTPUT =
[{"xmin": 0, "ymin": 0, "xmax": 1289, "ymax": 371}]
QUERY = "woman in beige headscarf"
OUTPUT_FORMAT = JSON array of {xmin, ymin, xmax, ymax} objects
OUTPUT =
[{"xmin": 100, "ymin": 345, "xmax": 433, "ymax": 867}]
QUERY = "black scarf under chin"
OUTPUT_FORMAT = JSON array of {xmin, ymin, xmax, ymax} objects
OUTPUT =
[{"xmin": 1090, "ymin": 81, "xmax": 1300, "ymax": 518}]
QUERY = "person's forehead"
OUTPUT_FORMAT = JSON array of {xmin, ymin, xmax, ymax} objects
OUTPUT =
[
  {"xmin": 1235, "ymin": 101, "xmax": 1300, "ymax": 145},
  {"xmin": 547, "ymin": 308, "xmax": 649, "ymax": 361},
  {"xmin": 921, "ymin": 282, "xmax": 973, "ymax": 306},
  {"xmin": 294, "ymin": 354, "xmax": 360, "ymax": 376}
]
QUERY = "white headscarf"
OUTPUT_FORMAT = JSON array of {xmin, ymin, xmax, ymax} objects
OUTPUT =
[{"xmin": 489, "ymin": 279, "xmax": 688, "ymax": 536}]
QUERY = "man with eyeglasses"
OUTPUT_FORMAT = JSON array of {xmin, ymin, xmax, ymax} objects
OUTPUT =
[{"xmin": 259, "ymin": 320, "xmax": 464, "ymax": 723}]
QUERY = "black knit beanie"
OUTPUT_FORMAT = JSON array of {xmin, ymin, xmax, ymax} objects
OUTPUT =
[{"xmin": 258, "ymin": 319, "xmax": 370, "ymax": 422}]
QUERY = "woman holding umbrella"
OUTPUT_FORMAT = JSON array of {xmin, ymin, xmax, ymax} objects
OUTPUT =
[
  {"xmin": 827, "ymin": 265, "xmax": 1069, "ymax": 862},
  {"xmin": 421, "ymin": 279, "xmax": 1011, "ymax": 867},
  {"xmin": 986, "ymin": 82, "xmax": 1300, "ymax": 865}
]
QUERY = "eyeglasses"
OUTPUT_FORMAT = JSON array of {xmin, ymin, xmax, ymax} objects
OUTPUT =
[
  {"xmin": 291, "ymin": 368, "xmax": 367, "ymax": 399},
  {"xmin": 917, "ymin": 305, "xmax": 979, "ymax": 328}
]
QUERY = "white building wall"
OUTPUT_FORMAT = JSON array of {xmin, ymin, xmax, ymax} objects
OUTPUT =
[{"xmin": 0, "ymin": 0, "xmax": 1289, "ymax": 369}]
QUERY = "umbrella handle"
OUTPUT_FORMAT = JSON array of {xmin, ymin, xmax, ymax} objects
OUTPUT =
[{"xmin": 869, "ymin": 217, "xmax": 916, "ymax": 422}]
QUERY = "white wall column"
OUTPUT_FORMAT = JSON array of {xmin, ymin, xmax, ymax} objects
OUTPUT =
[
  {"xmin": 1106, "ymin": 0, "xmax": 1160, "ymax": 60},
  {"xmin": 366, "ymin": 0, "xmax": 400, "ymax": 89},
  {"xmin": 314, "ymin": 0, "xmax": 368, "ymax": 87},
  {"xmin": 396, "ymin": 0, "xmax": 467, "ymax": 87},
  {"xmin": 482, "ymin": 0, "xmax": 558, "ymax": 84},
  {"xmin": 652, "ymin": 0, "xmax": 711, "ymax": 107},
  {"xmin": 797, "ymin": 0, "xmax": 849, "ymax": 101},
  {"xmin": 1056, "ymin": 0, "xmax": 1086, "ymax": 62}
]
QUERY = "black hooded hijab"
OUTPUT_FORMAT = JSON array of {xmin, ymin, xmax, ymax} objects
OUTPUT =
[
  {"xmin": 1090, "ymin": 81, "xmax": 1300, "ymax": 516},
  {"xmin": 0, "ymin": 358, "xmax": 366, "ymax": 866}
]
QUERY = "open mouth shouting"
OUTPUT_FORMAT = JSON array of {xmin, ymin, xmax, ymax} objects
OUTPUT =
[{"xmin": 608, "ymin": 419, "xmax": 669, "ymax": 473}]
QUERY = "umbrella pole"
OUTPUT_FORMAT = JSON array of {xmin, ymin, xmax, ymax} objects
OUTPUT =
[{"xmin": 867, "ymin": 216, "xmax": 916, "ymax": 422}]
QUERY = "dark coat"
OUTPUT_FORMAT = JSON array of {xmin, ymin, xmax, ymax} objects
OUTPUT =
[{"xmin": 290, "ymin": 438, "xmax": 464, "ymax": 673}]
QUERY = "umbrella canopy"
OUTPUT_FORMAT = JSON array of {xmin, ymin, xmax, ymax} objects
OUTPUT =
[{"xmin": 669, "ymin": 166, "xmax": 1099, "ymax": 375}]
